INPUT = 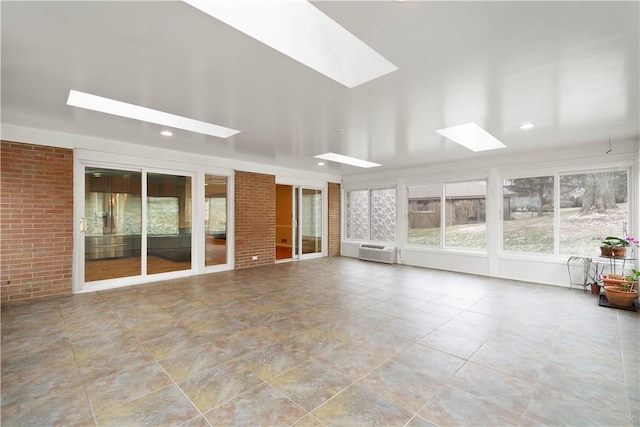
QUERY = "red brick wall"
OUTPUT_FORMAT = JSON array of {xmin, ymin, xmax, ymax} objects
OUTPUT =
[
  {"xmin": 1, "ymin": 141, "xmax": 74, "ymax": 304},
  {"xmin": 234, "ymin": 171, "xmax": 276, "ymax": 268},
  {"xmin": 328, "ymin": 182, "xmax": 341, "ymax": 256}
]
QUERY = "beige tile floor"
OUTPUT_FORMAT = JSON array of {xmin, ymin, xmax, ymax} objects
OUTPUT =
[{"xmin": 2, "ymin": 257, "xmax": 639, "ymax": 426}]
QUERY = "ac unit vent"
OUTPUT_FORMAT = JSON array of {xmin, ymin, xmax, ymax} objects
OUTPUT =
[{"xmin": 358, "ymin": 244, "xmax": 396, "ymax": 264}]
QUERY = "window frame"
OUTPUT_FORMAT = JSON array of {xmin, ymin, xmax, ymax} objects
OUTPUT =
[
  {"xmin": 406, "ymin": 179, "xmax": 488, "ymax": 252},
  {"xmin": 344, "ymin": 186, "xmax": 397, "ymax": 244},
  {"xmin": 499, "ymin": 165, "xmax": 632, "ymax": 258}
]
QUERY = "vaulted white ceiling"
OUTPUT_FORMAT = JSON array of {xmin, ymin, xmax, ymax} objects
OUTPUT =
[{"xmin": 2, "ymin": 1, "xmax": 638, "ymax": 175}]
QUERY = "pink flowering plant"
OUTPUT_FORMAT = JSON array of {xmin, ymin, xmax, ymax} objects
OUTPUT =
[{"xmin": 625, "ymin": 236, "xmax": 639, "ymax": 247}]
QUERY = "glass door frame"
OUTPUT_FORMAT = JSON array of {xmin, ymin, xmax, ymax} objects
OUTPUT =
[
  {"xmin": 203, "ymin": 172, "xmax": 234, "ymax": 273},
  {"xmin": 275, "ymin": 177, "xmax": 327, "ymax": 262},
  {"xmin": 74, "ymin": 159, "xmax": 197, "ymax": 292},
  {"xmin": 298, "ymin": 187, "xmax": 323, "ymax": 259}
]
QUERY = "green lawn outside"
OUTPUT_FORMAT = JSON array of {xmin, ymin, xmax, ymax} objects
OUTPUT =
[{"xmin": 408, "ymin": 203, "xmax": 629, "ymax": 258}]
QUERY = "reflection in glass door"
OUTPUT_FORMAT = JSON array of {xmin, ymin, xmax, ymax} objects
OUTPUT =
[
  {"xmin": 84, "ymin": 168, "xmax": 142, "ymax": 282},
  {"xmin": 301, "ymin": 188, "xmax": 322, "ymax": 255},
  {"xmin": 84, "ymin": 167, "xmax": 192, "ymax": 283},
  {"xmin": 147, "ymin": 173, "xmax": 192, "ymax": 274}
]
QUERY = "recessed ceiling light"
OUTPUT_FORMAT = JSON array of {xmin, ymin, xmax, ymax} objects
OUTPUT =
[
  {"xmin": 317, "ymin": 162, "xmax": 326, "ymax": 166},
  {"xmin": 67, "ymin": 90, "xmax": 240, "ymax": 138},
  {"xmin": 183, "ymin": 0, "xmax": 397, "ymax": 88},
  {"xmin": 519, "ymin": 123, "xmax": 535, "ymax": 130},
  {"xmin": 435, "ymin": 122, "xmax": 506, "ymax": 152},
  {"xmin": 314, "ymin": 152, "xmax": 381, "ymax": 168},
  {"xmin": 160, "ymin": 130, "xmax": 173, "ymax": 137}
]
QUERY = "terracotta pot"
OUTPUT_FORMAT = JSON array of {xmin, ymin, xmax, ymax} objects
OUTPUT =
[
  {"xmin": 600, "ymin": 246, "xmax": 613, "ymax": 257},
  {"xmin": 601, "ymin": 275, "xmax": 637, "ymax": 289},
  {"xmin": 612, "ymin": 247, "xmax": 627, "ymax": 257},
  {"xmin": 604, "ymin": 286, "xmax": 638, "ymax": 307},
  {"xmin": 590, "ymin": 283, "xmax": 601, "ymax": 295}
]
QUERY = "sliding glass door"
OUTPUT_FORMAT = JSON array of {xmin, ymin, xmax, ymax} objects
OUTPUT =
[
  {"xmin": 83, "ymin": 167, "xmax": 192, "ymax": 284},
  {"xmin": 275, "ymin": 185, "xmax": 323, "ymax": 260},
  {"xmin": 301, "ymin": 188, "xmax": 322, "ymax": 255},
  {"xmin": 84, "ymin": 168, "xmax": 142, "ymax": 282},
  {"xmin": 147, "ymin": 173, "xmax": 192, "ymax": 274}
]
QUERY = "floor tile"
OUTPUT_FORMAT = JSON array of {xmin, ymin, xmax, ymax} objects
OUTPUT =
[
  {"xmin": 447, "ymin": 362, "xmax": 535, "ymax": 414},
  {"xmin": 178, "ymin": 360, "xmax": 263, "ymax": 412},
  {"xmin": 237, "ymin": 342, "xmax": 310, "ymax": 381},
  {"xmin": 2, "ymin": 257, "xmax": 638, "ymax": 426},
  {"xmin": 85, "ymin": 359, "xmax": 173, "ymax": 414},
  {"xmin": 159, "ymin": 341, "xmax": 232, "ymax": 383},
  {"xmin": 314, "ymin": 342, "xmax": 392, "ymax": 381},
  {"xmin": 95, "ymin": 385, "xmax": 199, "ymax": 427},
  {"xmin": 1, "ymin": 361, "xmax": 84, "ymax": 407},
  {"xmin": 312, "ymin": 383, "xmax": 413, "ymax": 426},
  {"xmin": 204, "ymin": 383, "xmax": 306, "ymax": 426},
  {"xmin": 269, "ymin": 360, "xmax": 352, "ymax": 411},
  {"xmin": 394, "ymin": 343, "xmax": 465, "ymax": 385},
  {"xmin": 359, "ymin": 359, "xmax": 439, "ymax": 412},
  {"xmin": 292, "ymin": 414, "xmax": 326, "ymax": 427},
  {"xmin": 469, "ymin": 342, "xmax": 545, "ymax": 382},
  {"xmin": 419, "ymin": 384, "xmax": 522, "ymax": 426},
  {"xmin": 525, "ymin": 382, "xmax": 631, "ymax": 426},
  {"xmin": 418, "ymin": 330, "xmax": 483, "ymax": 359},
  {"xmin": 1, "ymin": 385, "xmax": 95, "ymax": 427}
]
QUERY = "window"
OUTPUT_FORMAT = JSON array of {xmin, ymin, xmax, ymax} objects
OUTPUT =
[
  {"xmin": 503, "ymin": 176, "xmax": 554, "ymax": 253},
  {"xmin": 502, "ymin": 169, "xmax": 629, "ymax": 257},
  {"xmin": 346, "ymin": 190, "xmax": 369, "ymax": 240},
  {"xmin": 444, "ymin": 181, "xmax": 486, "ymax": 250},
  {"xmin": 370, "ymin": 188, "xmax": 396, "ymax": 242},
  {"xmin": 408, "ymin": 181, "xmax": 486, "ymax": 250},
  {"xmin": 559, "ymin": 170, "xmax": 628, "ymax": 257},
  {"xmin": 345, "ymin": 188, "xmax": 396, "ymax": 243},
  {"xmin": 408, "ymin": 184, "xmax": 441, "ymax": 246}
]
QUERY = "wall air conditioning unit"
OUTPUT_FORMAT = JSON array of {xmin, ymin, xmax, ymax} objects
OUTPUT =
[{"xmin": 358, "ymin": 244, "xmax": 397, "ymax": 264}]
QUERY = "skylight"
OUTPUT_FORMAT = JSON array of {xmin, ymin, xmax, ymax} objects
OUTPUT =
[
  {"xmin": 435, "ymin": 122, "xmax": 506, "ymax": 152},
  {"xmin": 66, "ymin": 90, "xmax": 240, "ymax": 139},
  {"xmin": 183, "ymin": 0, "xmax": 397, "ymax": 88},
  {"xmin": 314, "ymin": 152, "xmax": 381, "ymax": 168}
]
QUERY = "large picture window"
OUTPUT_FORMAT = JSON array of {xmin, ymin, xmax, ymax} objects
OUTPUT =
[
  {"xmin": 345, "ymin": 188, "xmax": 396, "ymax": 243},
  {"xmin": 408, "ymin": 181, "xmax": 486, "ymax": 250},
  {"xmin": 503, "ymin": 176, "xmax": 554, "ymax": 253},
  {"xmin": 559, "ymin": 170, "xmax": 628, "ymax": 257},
  {"xmin": 502, "ymin": 169, "xmax": 629, "ymax": 257}
]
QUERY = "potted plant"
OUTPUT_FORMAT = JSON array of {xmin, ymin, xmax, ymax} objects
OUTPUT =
[
  {"xmin": 600, "ymin": 235, "xmax": 638, "ymax": 257},
  {"xmin": 599, "ymin": 239, "xmax": 615, "ymax": 257},
  {"xmin": 603, "ymin": 269, "xmax": 639, "ymax": 308}
]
